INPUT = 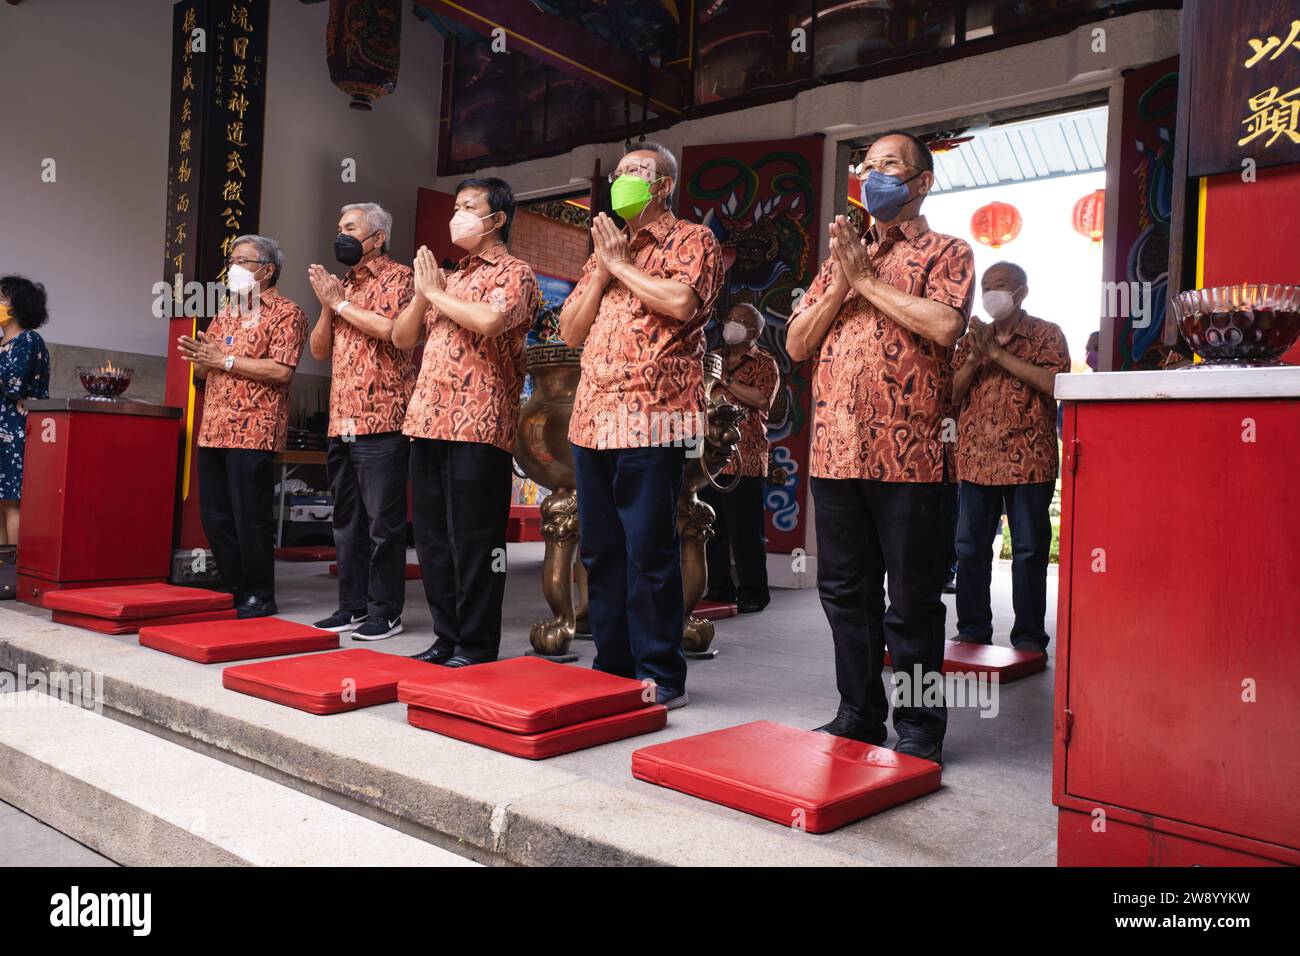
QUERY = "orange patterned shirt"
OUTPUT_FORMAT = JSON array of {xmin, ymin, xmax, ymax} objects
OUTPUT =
[
  {"xmin": 954, "ymin": 312, "xmax": 1070, "ymax": 485},
  {"xmin": 715, "ymin": 346, "xmax": 780, "ymax": 477},
  {"xmin": 793, "ymin": 215, "xmax": 974, "ymax": 482},
  {"xmin": 198, "ymin": 292, "xmax": 308, "ymax": 452},
  {"xmin": 402, "ymin": 244, "xmax": 538, "ymax": 452},
  {"xmin": 329, "ymin": 254, "xmax": 416, "ymax": 437},
  {"xmin": 568, "ymin": 212, "xmax": 724, "ymax": 449}
]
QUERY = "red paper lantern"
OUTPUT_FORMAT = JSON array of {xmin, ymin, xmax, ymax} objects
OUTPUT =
[
  {"xmin": 1072, "ymin": 189, "xmax": 1106, "ymax": 246},
  {"xmin": 969, "ymin": 201, "xmax": 1023, "ymax": 249}
]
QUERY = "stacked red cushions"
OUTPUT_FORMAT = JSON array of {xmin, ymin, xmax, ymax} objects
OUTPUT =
[
  {"xmin": 43, "ymin": 583, "xmax": 235, "ymax": 635},
  {"xmin": 397, "ymin": 657, "xmax": 667, "ymax": 759},
  {"xmin": 139, "ymin": 616, "xmax": 338, "ymax": 664}
]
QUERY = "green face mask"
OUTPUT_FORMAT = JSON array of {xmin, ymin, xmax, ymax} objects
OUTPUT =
[{"xmin": 610, "ymin": 174, "xmax": 660, "ymax": 221}]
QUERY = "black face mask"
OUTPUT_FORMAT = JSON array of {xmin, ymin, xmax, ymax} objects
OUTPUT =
[{"xmin": 334, "ymin": 231, "xmax": 376, "ymax": 266}]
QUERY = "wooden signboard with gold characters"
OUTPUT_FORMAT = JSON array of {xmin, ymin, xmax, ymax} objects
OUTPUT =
[
  {"xmin": 1184, "ymin": 0, "xmax": 1300, "ymax": 177},
  {"xmin": 162, "ymin": 0, "xmax": 269, "ymax": 331}
]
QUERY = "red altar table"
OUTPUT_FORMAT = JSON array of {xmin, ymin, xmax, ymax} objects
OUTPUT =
[
  {"xmin": 1053, "ymin": 368, "xmax": 1300, "ymax": 866},
  {"xmin": 16, "ymin": 399, "xmax": 182, "ymax": 606}
]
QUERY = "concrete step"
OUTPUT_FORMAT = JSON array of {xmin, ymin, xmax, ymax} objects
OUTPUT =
[{"xmin": 0, "ymin": 690, "xmax": 478, "ymax": 867}]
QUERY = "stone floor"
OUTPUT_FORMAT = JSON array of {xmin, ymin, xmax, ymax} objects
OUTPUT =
[
  {"xmin": 0, "ymin": 544, "xmax": 1059, "ymax": 866},
  {"xmin": 0, "ymin": 799, "xmax": 116, "ymax": 867}
]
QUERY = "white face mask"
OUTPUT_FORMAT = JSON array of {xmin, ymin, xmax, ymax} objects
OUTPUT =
[
  {"xmin": 227, "ymin": 264, "xmax": 260, "ymax": 294},
  {"xmin": 722, "ymin": 320, "xmax": 750, "ymax": 345},
  {"xmin": 982, "ymin": 288, "xmax": 1020, "ymax": 320}
]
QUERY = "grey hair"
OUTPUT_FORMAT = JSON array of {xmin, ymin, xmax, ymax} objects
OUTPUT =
[
  {"xmin": 231, "ymin": 234, "xmax": 283, "ymax": 285},
  {"xmin": 340, "ymin": 202, "xmax": 393, "ymax": 248},
  {"xmin": 626, "ymin": 140, "xmax": 678, "ymax": 204},
  {"xmin": 987, "ymin": 260, "xmax": 1028, "ymax": 289}
]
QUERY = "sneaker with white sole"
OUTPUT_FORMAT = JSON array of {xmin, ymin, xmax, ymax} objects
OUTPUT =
[
  {"xmin": 314, "ymin": 609, "xmax": 366, "ymax": 633},
  {"xmin": 655, "ymin": 687, "xmax": 689, "ymax": 710},
  {"xmin": 352, "ymin": 616, "xmax": 403, "ymax": 641}
]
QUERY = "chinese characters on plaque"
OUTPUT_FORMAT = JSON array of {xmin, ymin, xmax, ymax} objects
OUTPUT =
[
  {"xmin": 1187, "ymin": 0, "xmax": 1300, "ymax": 176},
  {"xmin": 162, "ymin": 0, "xmax": 268, "ymax": 330}
]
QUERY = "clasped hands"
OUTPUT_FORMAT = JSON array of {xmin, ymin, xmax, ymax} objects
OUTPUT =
[{"xmin": 176, "ymin": 329, "xmax": 224, "ymax": 370}]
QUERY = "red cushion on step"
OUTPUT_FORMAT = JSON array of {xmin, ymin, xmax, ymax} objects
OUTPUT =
[
  {"xmin": 631, "ymin": 720, "xmax": 942, "ymax": 834},
  {"xmin": 51, "ymin": 608, "xmax": 237, "ymax": 635},
  {"xmin": 407, "ymin": 703, "xmax": 666, "ymax": 759},
  {"xmin": 883, "ymin": 640, "xmax": 1047, "ymax": 682},
  {"xmin": 43, "ymin": 583, "xmax": 233, "ymax": 620},
  {"xmin": 396, "ymin": 657, "xmax": 650, "ymax": 733},
  {"xmin": 222, "ymin": 648, "xmax": 435, "ymax": 714},
  {"xmin": 693, "ymin": 600, "xmax": 737, "ymax": 621},
  {"xmin": 274, "ymin": 546, "xmax": 336, "ymax": 562},
  {"xmin": 139, "ymin": 616, "xmax": 338, "ymax": 664}
]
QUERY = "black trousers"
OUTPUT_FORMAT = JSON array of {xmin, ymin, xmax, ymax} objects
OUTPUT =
[
  {"xmin": 811, "ymin": 476, "xmax": 948, "ymax": 743},
  {"xmin": 571, "ymin": 443, "xmax": 687, "ymax": 694},
  {"xmin": 409, "ymin": 437, "xmax": 514, "ymax": 662},
  {"xmin": 700, "ymin": 476, "xmax": 769, "ymax": 604},
  {"xmin": 327, "ymin": 432, "xmax": 409, "ymax": 621},
  {"xmin": 197, "ymin": 446, "xmax": 276, "ymax": 604},
  {"xmin": 942, "ymin": 481, "xmax": 959, "ymax": 581},
  {"xmin": 955, "ymin": 479, "xmax": 1054, "ymax": 650}
]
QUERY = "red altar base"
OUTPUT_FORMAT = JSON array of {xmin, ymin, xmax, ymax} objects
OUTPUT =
[
  {"xmin": 1053, "ymin": 392, "xmax": 1300, "ymax": 867},
  {"xmin": 507, "ymin": 504, "xmax": 542, "ymax": 542},
  {"xmin": 16, "ymin": 401, "xmax": 181, "ymax": 607}
]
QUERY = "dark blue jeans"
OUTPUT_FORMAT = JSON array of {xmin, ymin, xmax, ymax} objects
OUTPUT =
[
  {"xmin": 811, "ymin": 477, "xmax": 948, "ymax": 745},
  {"xmin": 572, "ymin": 443, "xmax": 687, "ymax": 694},
  {"xmin": 955, "ymin": 480, "xmax": 1054, "ymax": 650}
]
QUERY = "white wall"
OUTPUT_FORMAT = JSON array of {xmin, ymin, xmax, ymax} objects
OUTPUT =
[{"xmin": 0, "ymin": 0, "xmax": 441, "ymax": 374}]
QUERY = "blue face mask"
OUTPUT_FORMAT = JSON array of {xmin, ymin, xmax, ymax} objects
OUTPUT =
[{"xmin": 860, "ymin": 169, "xmax": 923, "ymax": 222}]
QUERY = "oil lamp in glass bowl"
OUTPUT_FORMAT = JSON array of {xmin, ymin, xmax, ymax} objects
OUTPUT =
[
  {"xmin": 77, "ymin": 362, "xmax": 134, "ymax": 401},
  {"xmin": 1169, "ymin": 284, "xmax": 1300, "ymax": 366}
]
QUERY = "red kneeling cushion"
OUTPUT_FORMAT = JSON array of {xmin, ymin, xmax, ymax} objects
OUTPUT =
[
  {"xmin": 139, "ymin": 616, "xmax": 338, "ymax": 664},
  {"xmin": 52, "ymin": 608, "xmax": 237, "ymax": 635},
  {"xmin": 43, "ymin": 583, "xmax": 233, "ymax": 620},
  {"xmin": 407, "ymin": 703, "xmax": 666, "ymax": 759},
  {"xmin": 397, "ymin": 657, "xmax": 650, "ymax": 734},
  {"xmin": 632, "ymin": 720, "xmax": 942, "ymax": 833},
  {"xmin": 884, "ymin": 640, "xmax": 1046, "ymax": 682},
  {"xmin": 274, "ymin": 546, "xmax": 336, "ymax": 562},
  {"xmin": 223, "ymin": 648, "xmax": 434, "ymax": 714}
]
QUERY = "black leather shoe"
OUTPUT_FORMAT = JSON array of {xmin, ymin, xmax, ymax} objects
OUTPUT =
[
  {"xmin": 895, "ymin": 736, "xmax": 944, "ymax": 765},
  {"xmin": 236, "ymin": 596, "xmax": 277, "ymax": 619},
  {"xmin": 702, "ymin": 590, "xmax": 734, "ymax": 605},
  {"xmin": 813, "ymin": 713, "xmax": 887, "ymax": 746},
  {"xmin": 736, "ymin": 598, "xmax": 769, "ymax": 614},
  {"xmin": 410, "ymin": 644, "xmax": 455, "ymax": 664},
  {"xmin": 444, "ymin": 654, "xmax": 491, "ymax": 668},
  {"xmin": 1012, "ymin": 642, "xmax": 1047, "ymax": 656}
]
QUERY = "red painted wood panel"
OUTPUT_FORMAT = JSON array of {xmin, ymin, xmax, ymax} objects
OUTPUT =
[
  {"xmin": 1057, "ymin": 808, "xmax": 1285, "ymax": 867},
  {"xmin": 1062, "ymin": 399, "xmax": 1300, "ymax": 851}
]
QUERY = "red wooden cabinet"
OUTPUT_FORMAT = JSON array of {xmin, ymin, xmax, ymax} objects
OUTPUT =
[
  {"xmin": 1054, "ymin": 369, "xmax": 1300, "ymax": 867},
  {"xmin": 17, "ymin": 399, "xmax": 183, "ymax": 605}
]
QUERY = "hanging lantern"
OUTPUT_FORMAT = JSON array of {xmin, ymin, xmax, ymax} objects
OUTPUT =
[
  {"xmin": 326, "ymin": 0, "xmax": 402, "ymax": 111},
  {"xmin": 970, "ymin": 201, "xmax": 1023, "ymax": 249},
  {"xmin": 1072, "ymin": 189, "xmax": 1106, "ymax": 246}
]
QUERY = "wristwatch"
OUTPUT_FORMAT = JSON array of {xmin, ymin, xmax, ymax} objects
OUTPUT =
[
  {"xmin": 336, "ymin": 299, "xmax": 351, "ymax": 314},
  {"xmin": 223, "ymin": 354, "xmax": 236, "ymax": 371}
]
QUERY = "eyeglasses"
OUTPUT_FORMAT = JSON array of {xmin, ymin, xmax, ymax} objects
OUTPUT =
[
  {"xmin": 849, "ymin": 156, "xmax": 917, "ymax": 181},
  {"xmin": 608, "ymin": 159, "xmax": 658, "ymax": 183},
  {"xmin": 226, "ymin": 256, "xmax": 268, "ymax": 269}
]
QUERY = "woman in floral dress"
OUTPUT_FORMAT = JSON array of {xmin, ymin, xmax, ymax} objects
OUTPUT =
[{"xmin": 0, "ymin": 275, "xmax": 51, "ymax": 545}]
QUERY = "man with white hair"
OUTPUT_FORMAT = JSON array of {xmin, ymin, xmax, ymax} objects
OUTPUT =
[
  {"xmin": 307, "ymin": 202, "xmax": 415, "ymax": 641},
  {"xmin": 179, "ymin": 234, "xmax": 308, "ymax": 618},
  {"xmin": 560, "ymin": 140, "xmax": 724, "ymax": 710}
]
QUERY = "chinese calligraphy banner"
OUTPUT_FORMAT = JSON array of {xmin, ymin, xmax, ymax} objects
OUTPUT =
[
  {"xmin": 162, "ymin": 0, "xmax": 269, "ymax": 328},
  {"xmin": 1186, "ymin": 0, "xmax": 1300, "ymax": 176}
]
